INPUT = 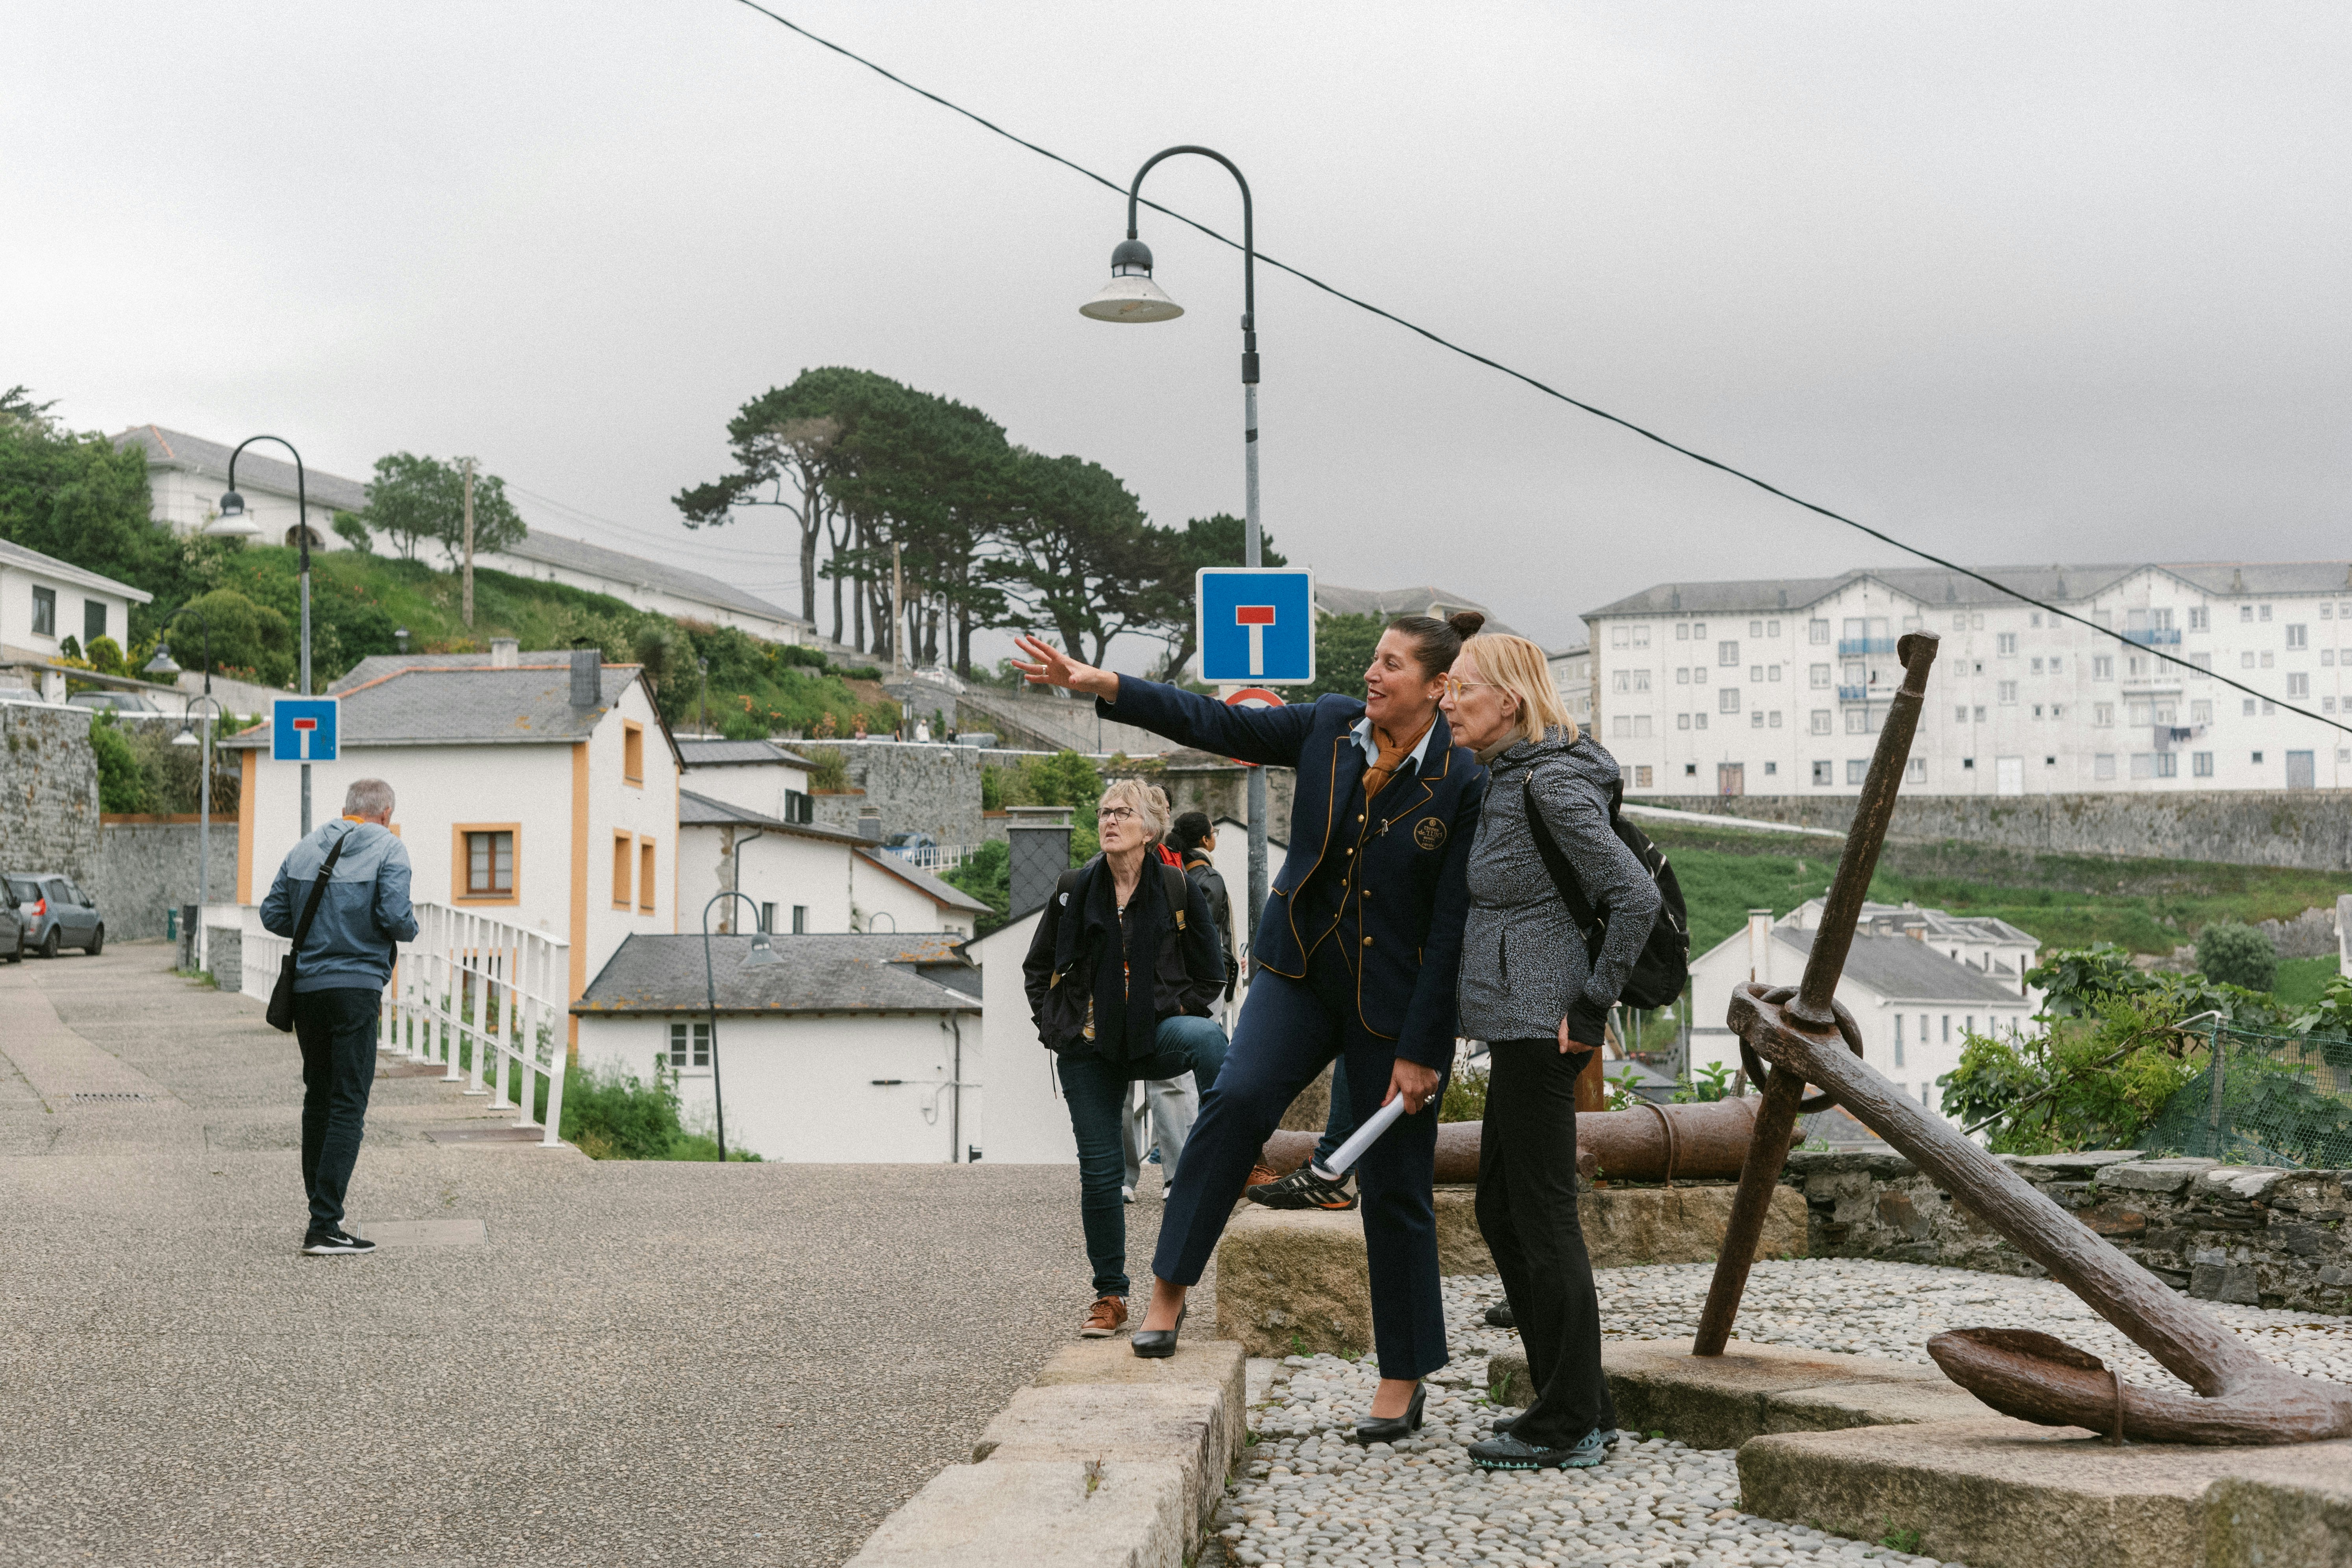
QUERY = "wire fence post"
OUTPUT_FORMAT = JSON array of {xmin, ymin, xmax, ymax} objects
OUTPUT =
[{"xmin": 2206, "ymin": 1013, "xmax": 2228, "ymax": 1159}]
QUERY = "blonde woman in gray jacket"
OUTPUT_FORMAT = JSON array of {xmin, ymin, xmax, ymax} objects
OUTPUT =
[{"xmin": 1440, "ymin": 631, "xmax": 1660, "ymax": 1471}]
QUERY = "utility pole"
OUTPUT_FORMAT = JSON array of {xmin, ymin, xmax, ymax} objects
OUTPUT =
[
  {"xmin": 460, "ymin": 456, "xmax": 477, "ymax": 628},
  {"xmin": 891, "ymin": 542, "xmax": 903, "ymax": 679}
]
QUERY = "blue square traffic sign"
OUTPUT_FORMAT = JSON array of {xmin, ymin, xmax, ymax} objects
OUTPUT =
[
  {"xmin": 272, "ymin": 698, "xmax": 341, "ymax": 763},
  {"xmin": 1197, "ymin": 568, "xmax": 1316, "ymax": 685}
]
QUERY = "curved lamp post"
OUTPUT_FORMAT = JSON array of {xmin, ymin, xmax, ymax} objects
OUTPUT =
[
  {"xmin": 207, "ymin": 436, "xmax": 315, "ymax": 832},
  {"xmin": 1080, "ymin": 145, "xmax": 1270, "ymax": 924},
  {"xmin": 700, "ymin": 890, "xmax": 782, "ymax": 1163},
  {"xmin": 150, "ymin": 614, "xmax": 223, "ymax": 920}
]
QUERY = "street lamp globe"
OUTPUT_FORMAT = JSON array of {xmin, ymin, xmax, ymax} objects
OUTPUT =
[
  {"xmin": 205, "ymin": 489, "xmax": 263, "ymax": 538},
  {"xmin": 741, "ymin": 930, "xmax": 781, "ymax": 969},
  {"xmin": 172, "ymin": 723, "xmax": 200, "ymax": 749},
  {"xmin": 1079, "ymin": 238, "xmax": 1182, "ymax": 323},
  {"xmin": 142, "ymin": 643, "xmax": 182, "ymax": 678}
]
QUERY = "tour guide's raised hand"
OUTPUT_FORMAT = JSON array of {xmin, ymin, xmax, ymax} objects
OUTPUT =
[{"xmin": 1010, "ymin": 634, "xmax": 1121, "ymax": 701}]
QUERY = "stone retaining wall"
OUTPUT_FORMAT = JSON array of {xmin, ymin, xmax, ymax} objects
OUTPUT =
[
  {"xmin": 1644, "ymin": 789, "xmax": 2352, "ymax": 873},
  {"xmin": 1782, "ymin": 1148, "xmax": 2351, "ymax": 1313},
  {"xmin": 0, "ymin": 701, "xmax": 100, "ymax": 884},
  {"xmin": 91, "ymin": 819, "xmax": 242, "ymax": 940}
]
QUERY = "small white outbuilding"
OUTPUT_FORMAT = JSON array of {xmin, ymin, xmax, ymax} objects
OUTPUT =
[{"xmin": 573, "ymin": 931, "xmax": 982, "ymax": 1162}]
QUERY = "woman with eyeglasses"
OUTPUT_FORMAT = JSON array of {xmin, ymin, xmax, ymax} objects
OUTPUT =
[
  {"xmin": 1022, "ymin": 777, "xmax": 1230, "ymax": 1341},
  {"xmin": 1012, "ymin": 613, "xmax": 1485, "ymax": 1441},
  {"xmin": 1440, "ymin": 631, "xmax": 1660, "ymax": 1472}
]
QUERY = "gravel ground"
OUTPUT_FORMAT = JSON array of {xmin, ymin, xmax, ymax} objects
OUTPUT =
[{"xmin": 1211, "ymin": 1260, "xmax": 2352, "ymax": 1568}]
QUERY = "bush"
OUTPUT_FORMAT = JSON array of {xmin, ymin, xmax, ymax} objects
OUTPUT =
[
  {"xmin": 561, "ymin": 1062, "xmax": 687, "ymax": 1159},
  {"xmin": 801, "ymin": 745, "xmax": 850, "ymax": 792},
  {"xmin": 89, "ymin": 714, "xmax": 148, "ymax": 812},
  {"xmin": 1439, "ymin": 1066, "xmax": 1487, "ymax": 1122},
  {"xmin": 943, "ymin": 840, "xmax": 1010, "ymax": 933},
  {"xmin": 2197, "ymin": 921, "xmax": 2277, "ymax": 993}
]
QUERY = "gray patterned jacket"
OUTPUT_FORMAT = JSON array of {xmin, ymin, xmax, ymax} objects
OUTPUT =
[{"xmin": 1455, "ymin": 727, "xmax": 1660, "ymax": 1043}]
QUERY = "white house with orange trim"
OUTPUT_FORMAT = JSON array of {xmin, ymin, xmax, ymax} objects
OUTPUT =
[{"xmin": 225, "ymin": 642, "xmax": 679, "ymax": 1045}]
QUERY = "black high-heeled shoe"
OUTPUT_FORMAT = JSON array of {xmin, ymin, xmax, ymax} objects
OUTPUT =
[
  {"xmin": 1132, "ymin": 1304, "xmax": 1187, "ymax": 1359},
  {"xmin": 1350, "ymin": 1383, "xmax": 1426, "ymax": 1445}
]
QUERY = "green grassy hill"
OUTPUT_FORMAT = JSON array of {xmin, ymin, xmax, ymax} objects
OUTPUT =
[
  {"xmin": 1641, "ymin": 817, "xmax": 2345, "ymax": 960},
  {"xmin": 125, "ymin": 544, "xmax": 899, "ymax": 740}
]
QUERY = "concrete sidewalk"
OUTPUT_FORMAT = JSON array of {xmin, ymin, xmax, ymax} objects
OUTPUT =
[{"xmin": 0, "ymin": 947, "xmax": 1137, "ymax": 1567}]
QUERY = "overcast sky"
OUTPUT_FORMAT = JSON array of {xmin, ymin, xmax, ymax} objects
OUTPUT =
[{"xmin": 7, "ymin": 2, "xmax": 2348, "ymax": 665}]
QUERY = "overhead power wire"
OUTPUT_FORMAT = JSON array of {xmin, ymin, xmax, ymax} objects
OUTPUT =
[{"xmin": 726, "ymin": 0, "xmax": 2352, "ymax": 740}]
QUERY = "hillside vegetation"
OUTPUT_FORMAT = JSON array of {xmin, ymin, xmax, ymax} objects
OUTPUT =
[{"xmin": 1640, "ymin": 818, "xmax": 2345, "ymax": 958}]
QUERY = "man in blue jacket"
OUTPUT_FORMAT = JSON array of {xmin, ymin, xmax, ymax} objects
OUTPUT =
[{"xmin": 261, "ymin": 777, "xmax": 418, "ymax": 1255}]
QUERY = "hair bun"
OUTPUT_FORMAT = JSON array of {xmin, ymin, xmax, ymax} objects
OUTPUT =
[{"xmin": 1447, "ymin": 610, "xmax": 1487, "ymax": 638}]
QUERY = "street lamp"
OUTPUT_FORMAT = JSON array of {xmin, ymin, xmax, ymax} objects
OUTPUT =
[
  {"xmin": 158, "ymin": 615, "xmax": 223, "ymax": 953},
  {"xmin": 214, "ymin": 437, "xmax": 315, "ymax": 832},
  {"xmin": 1079, "ymin": 144, "xmax": 1271, "ymax": 924},
  {"xmin": 699, "ymin": 890, "xmax": 782, "ymax": 1164}
]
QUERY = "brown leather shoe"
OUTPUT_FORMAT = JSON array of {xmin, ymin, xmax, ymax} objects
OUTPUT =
[
  {"xmin": 1081, "ymin": 1295, "xmax": 1129, "ymax": 1338},
  {"xmin": 1244, "ymin": 1163, "xmax": 1280, "ymax": 1189}
]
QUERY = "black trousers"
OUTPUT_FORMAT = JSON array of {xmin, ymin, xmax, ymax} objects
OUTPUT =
[
  {"xmin": 293, "ymin": 987, "xmax": 379, "ymax": 1234},
  {"xmin": 1154, "ymin": 948, "xmax": 1450, "ymax": 1379},
  {"xmin": 1477, "ymin": 1039, "xmax": 1617, "ymax": 1446}
]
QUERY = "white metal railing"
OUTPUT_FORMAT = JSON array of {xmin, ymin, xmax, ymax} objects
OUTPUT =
[
  {"xmin": 884, "ymin": 842, "xmax": 975, "ymax": 873},
  {"xmin": 241, "ymin": 901, "xmax": 570, "ymax": 1147}
]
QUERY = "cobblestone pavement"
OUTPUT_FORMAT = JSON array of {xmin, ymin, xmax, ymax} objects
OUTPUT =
[
  {"xmin": 0, "ymin": 947, "xmax": 1143, "ymax": 1567},
  {"xmin": 1212, "ymin": 1262, "xmax": 2352, "ymax": 1568}
]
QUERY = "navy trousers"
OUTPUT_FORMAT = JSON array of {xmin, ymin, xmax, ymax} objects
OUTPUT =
[
  {"xmin": 1154, "ymin": 950, "xmax": 1450, "ymax": 1379},
  {"xmin": 293, "ymin": 987, "xmax": 380, "ymax": 1234}
]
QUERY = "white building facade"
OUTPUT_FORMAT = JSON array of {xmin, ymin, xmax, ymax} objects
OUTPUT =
[
  {"xmin": 1548, "ymin": 643, "xmax": 1594, "ymax": 732},
  {"xmin": 1585, "ymin": 561, "xmax": 2352, "ymax": 797},
  {"xmin": 0, "ymin": 538, "xmax": 152, "ymax": 674}
]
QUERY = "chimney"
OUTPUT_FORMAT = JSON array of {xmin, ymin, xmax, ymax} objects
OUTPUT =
[
  {"xmin": 1746, "ymin": 908, "xmax": 1773, "ymax": 984},
  {"xmin": 1007, "ymin": 804, "xmax": 1075, "ymax": 920},
  {"xmin": 570, "ymin": 647, "xmax": 601, "ymax": 708},
  {"xmin": 857, "ymin": 804, "xmax": 883, "ymax": 841},
  {"xmin": 491, "ymin": 638, "xmax": 519, "ymax": 669}
]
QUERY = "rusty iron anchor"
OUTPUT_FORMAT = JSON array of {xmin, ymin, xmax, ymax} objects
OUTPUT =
[{"xmin": 1690, "ymin": 629, "xmax": 2352, "ymax": 1445}]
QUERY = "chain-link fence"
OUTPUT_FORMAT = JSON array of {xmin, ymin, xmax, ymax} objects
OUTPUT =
[{"xmin": 2141, "ymin": 1019, "xmax": 2352, "ymax": 1169}]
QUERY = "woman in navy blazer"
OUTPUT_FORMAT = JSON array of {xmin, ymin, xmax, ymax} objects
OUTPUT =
[{"xmin": 1013, "ymin": 612, "xmax": 1487, "ymax": 1440}]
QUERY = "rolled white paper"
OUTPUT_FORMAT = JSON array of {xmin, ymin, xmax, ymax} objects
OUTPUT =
[{"xmin": 1310, "ymin": 1094, "xmax": 1409, "ymax": 1182}]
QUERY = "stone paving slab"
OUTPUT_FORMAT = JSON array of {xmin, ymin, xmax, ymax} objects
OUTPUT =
[
  {"xmin": 844, "ymin": 1458, "xmax": 1187, "ymax": 1568},
  {"xmin": 1739, "ymin": 1418, "xmax": 2352, "ymax": 1568},
  {"xmin": 348, "ymin": 1217, "xmax": 489, "ymax": 1246},
  {"xmin": 0, "ymin": 950, "xmax": 1125, "ymax": 1568}
]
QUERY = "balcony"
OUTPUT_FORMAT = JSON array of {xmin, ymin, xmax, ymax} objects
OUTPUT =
[
  {"xmin": 1837, "ymin": 638, "xmax": 1897, "ymax": 657},
  {"xmin": 2125, "ymin": 628, "xmax": 2182, "ymax": 646},
  {"xmin": 1836, "ymin": 684, "xmax": 1872, "ymax": 703}
]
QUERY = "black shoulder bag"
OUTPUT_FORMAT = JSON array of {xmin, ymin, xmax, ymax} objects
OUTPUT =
[
  {"xmin": 1523, "ymin": 773, "xmax": 1691, "ymax": 1011},
  {"xmin": 266, "ymin": 829, "xmax": 350, "ymax": 1033}
]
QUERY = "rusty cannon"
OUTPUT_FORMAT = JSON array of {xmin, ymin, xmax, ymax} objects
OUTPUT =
[
  {"xmin": 1256, "ymin": 1093, "xmax": 1788, "ymax": 1187},
  {"xmin": 1691, "ymin": 629, "xmax": 2352, "ymax": 1446}
]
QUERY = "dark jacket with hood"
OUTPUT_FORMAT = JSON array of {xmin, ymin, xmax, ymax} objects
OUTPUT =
[
  {"xmin": 1456, "ymin": 727, "xmax": 1660, "ymax": 1045},
  {"xmin": 1021, "ymin": 851, "xmax": 1226, "ymax": 1060}
]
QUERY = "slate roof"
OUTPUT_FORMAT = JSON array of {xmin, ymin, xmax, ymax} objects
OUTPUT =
[
  {"xmin": 0, "ymin": 537, "xmax": 155, "ymax": 603},
  {"xmin": 1583, "ymin": 560, "xmax": 2352, "ymax": 621},
  {"xmin": 1775, "ymin": 927, "xmax": 2026, "ymax": 1005},
  {"xmin": 678, "ymin": 738, "xmax": 817, "ymax": 769},
  {"xmin": 114, "ymin": 426, "xmax": 371, "ymax": 512},
  {"xmin": 1317, "ymin": 582, "xmax": 1522, "ymax": 638},
  {"xmin": 223, "ymin": 662, "xmax": 644, "ymax": 748},
  {"xmin": 857, "ymin": 849, "xmax": 993, "ymax": 914},
  {"xmin": 678, "ymin": 788, "xmax": 867, "ymax": 843},
  {"xmin": 499, "ymin": 528, "xmax": 810, "ymax": 628},
  {"xmin": 573, "ymin": 932, "xmax": 980, "ymax": 1015}
]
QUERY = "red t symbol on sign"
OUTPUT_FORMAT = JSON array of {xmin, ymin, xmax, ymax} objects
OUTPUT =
[{"xmin": 1235, "ymin": 605, "xmax": 1276, "ymax": 677}]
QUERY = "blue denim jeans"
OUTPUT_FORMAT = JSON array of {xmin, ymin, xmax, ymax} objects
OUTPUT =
[{"xmin": 1057, "ymin": 1013, "xmax": 1229, "ymax": 1299}]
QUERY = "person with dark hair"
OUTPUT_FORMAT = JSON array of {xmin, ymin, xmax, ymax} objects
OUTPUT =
[
  {"xmin": 1011, "ymin": 610, "xmax": 1486, "ymax": 1441},
  {"xmin": 1167, "ymin": 811, "xmax": 1237, "ymax": 1013}
]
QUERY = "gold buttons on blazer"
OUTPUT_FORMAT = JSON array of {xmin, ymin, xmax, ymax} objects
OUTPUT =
[{"xmin": 1362, "ymin": 935, "xmax": 1374, "ymax": 947}]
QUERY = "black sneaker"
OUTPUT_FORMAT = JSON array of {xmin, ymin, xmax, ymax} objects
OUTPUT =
[
  {"xmin": 1484, "ymin": 1300, "xmax": 1517, "ymax": 1329},
  {"xmin": 1246, "ymin": 1165, "xmax": 1358, "ymax": 1211},
  {"xmin": 303, "ymin": 1228, "xmax": 377, "ymax": 1256}
]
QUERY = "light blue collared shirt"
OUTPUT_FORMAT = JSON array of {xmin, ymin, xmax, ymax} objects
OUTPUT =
[{"xmin": 1349, "ymin": 714, "xmax": 1438, "ymax": 776}]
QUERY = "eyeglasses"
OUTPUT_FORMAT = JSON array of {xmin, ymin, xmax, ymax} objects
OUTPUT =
[
  {"xmin": 1440, "ymin": 676, "xmax": 1500, "ymax": 700},
  {"xmin": 1097, "ymin": 806, "xmax": 1139, "ymax": 824}
]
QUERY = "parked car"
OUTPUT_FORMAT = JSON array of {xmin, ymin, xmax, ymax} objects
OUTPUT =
[
  {"xmin": 882, "ymin": 830, "xmax": 939, "ymax": 852},
  {"xmin": 0, "ymin": 878, "xmax": 25, "ymax": 962},
  {"xmin": 6, "ymin": 873, "xmax": 102, "ymax": 958},
  {"xmin": 67, "ymin": 691, "xmax": 163, "ymax": 715}
]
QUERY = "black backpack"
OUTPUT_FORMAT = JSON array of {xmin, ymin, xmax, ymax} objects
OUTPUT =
[{"xmin": 1523, "ymin": 774, "xmax": 1690, "ymax": 1010}]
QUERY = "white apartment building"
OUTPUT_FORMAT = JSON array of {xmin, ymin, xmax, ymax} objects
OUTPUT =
[
  {"xmin": 0, "ymin": 538, "xmax": 151, "ymax": 686},
  {"xmin": 1548, "ymin": 643, "xmax": 1594, "ymax": 731},
  {"xmin": 1584, "ymin": 562, "xmax": 2352, "ymax": 797}
]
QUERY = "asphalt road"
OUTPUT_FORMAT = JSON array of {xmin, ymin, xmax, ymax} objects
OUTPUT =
[{"xmin": 0, "ymin": 947, "xmax": 1145, "ymax": 1567}]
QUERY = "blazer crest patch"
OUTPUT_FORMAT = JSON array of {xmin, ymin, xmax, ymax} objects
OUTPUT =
[{"xmin": 1412, "ymin": 816, "xmax": 1447, "ymax": 852}]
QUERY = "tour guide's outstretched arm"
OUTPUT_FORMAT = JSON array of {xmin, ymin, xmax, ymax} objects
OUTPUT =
[{"xmin": 1008, "ymin": 634, "xmax": 1474, "ymax": 1087}]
